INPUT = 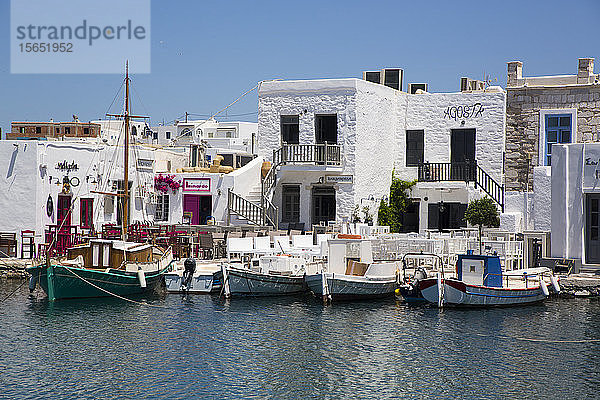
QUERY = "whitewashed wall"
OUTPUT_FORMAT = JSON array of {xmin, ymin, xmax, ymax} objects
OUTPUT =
[
  {"xmin": 395, "ymin": 91, "xmax": 506, "ymax": 183},
  {"xmin": 0, "ymin": 141, "xmax": 38, "ymax": 250},
  {"xmin": 259, "ymin": 79, "xmax": 360, "ymax": 227}
]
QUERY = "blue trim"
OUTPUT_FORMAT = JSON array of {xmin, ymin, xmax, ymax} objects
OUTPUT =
[
  {"xmin": 464, "ymin": 290, "xmax": 542, "ymax": 298},
  {"xmin": 544, "ymin": 113, "xmax": 572, "ymax": 166}
]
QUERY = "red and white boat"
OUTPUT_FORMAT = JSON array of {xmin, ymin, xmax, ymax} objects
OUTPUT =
[{"xmin": 418, "ymin": 254, "xmax": 560, "ymax": 307}]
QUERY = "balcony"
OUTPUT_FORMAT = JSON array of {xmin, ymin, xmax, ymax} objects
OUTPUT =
[
  {"xmin": 273, "ymin": 143, "xmax": 342, "ymax": 167},
  {"xmin": 418, "ymin": 162, "xmax": 476, "ymax": 182},
  {"xmin": 417, "ymin": 161, "xmax": 504, "ymax": 212}
]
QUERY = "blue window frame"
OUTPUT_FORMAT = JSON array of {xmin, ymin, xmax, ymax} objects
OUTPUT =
[{"xmin": 545, "ymin": 114, "xmax": 571, "ymax": 165}]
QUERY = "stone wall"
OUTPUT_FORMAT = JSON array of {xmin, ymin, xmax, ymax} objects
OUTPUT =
[{"xmin": 505, "ymin": 85, "xmax": 600, "ymax": 191}]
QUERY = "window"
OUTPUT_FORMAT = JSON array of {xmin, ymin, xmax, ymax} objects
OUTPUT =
[
  {"xmin": 166, "ymin": 131, "xmax": 171, "ymax": 139},
  {"xmin": 218, "ymin": 154, "xmax": 234, "ymax": 167},
  {"xmin": 406, "ymin": 130, "xmax": 424, "ymax": 167},
  {"xmin": 55, "ymin": 128, "xmax": 60, "ymax": 134},
  {"xmin": 280, "ymin": 115, "xmax": 299, "ymax": 144},
  {"xmin": 315, "ymin": 114, "xmax": 337, "ymax": 144},
  {"xmin": 155, "ymin": 194, "xmax": 169, "ymax": 222},
  {"xmin": 428, "ymin": 202, "xmax": 467, "ymax": 231},
  {"xmin": 181, "ymin": 128, "xmax": 192, "ymax": 137},
  {"xmin": 80, "ymin": 198, "xmax": 93, "ymax": 228},
  {"xmin": 153, "ymin": 131, "xmax": 158, "ymax": 140},
  {"xmin": 64, "ymin": 127, "xmax": 70, "ymax": 135},
  {"xmin": 131, "ymin": 126, "xmax": 136, "ymax": 136},
  {"xmin": 36, "ymin": 126, "xmax": 41, "ymax": 134},
  {"xmin": 84, "ymin": 127, "xmax": 90, "ymax": 135},
  {"xmin": 19, "ymin": 127, "xmax": 25, "ymax": 134},
  {"xmin": 545, "ymin": 114, "xmax": 572, "ymax": 165},
  {"xmin": 282, "ymin": 185, "xmax": 300, "ymax": 223}
]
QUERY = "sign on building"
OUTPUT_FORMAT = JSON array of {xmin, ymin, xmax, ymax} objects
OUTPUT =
[
  {"xmin": 137, "ymin": 158, "xmax": 154, "ymax": 170},
  {"xmin": 183, "ymin": 178, "xmax": 211, "ymax": 192},
  {"xmin": 583, "ymin": 146, "xmax": 600, "ymax": 190},
  {"xmin": 325, "ymin": 175, "xmax": 353, "ymax": 184}
]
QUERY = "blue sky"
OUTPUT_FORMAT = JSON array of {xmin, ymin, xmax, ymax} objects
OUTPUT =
[{"xmin": 0, "ymin": 0, "xmax": 599, "ymax": 132}]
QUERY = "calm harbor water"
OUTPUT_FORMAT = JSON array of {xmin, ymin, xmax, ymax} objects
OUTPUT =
[{"xmin": 1, "ymin": 280, "xmax": 599, "ymax": 400}]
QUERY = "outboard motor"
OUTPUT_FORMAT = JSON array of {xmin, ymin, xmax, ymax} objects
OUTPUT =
[
  {"xmin": 29, "ymin": 275, "xmax": 38, "ymax": 293},
  {"xmin": 410, "ymin": 267, "xmax": 429, "ymax": 294},
  {"xmin": 181, "ymin": 258, "xmax": 196, "ymax": 293}
]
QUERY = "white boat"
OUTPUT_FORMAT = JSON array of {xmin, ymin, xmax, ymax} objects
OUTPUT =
[
  {"xmin": 222, "ymin": 255, "xmax": 311, "ymax": 297},
  {"xmin": 417, "ymin": 254, "xmax": 560, "ymax": 307},
  {"xmin": 164, "ymin": 260, "xmax": 222, "ymax": 294},
  {"xmin": 304, "ymin": 236, "xmax": 400, "ymax": 302}
]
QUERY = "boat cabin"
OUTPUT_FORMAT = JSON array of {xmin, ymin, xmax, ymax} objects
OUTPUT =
[
  {"xmin": 456, "ymin": 254, "xmax": 502, "ymax": 288},
  {"xmin": 67, "ymin": 240, "xmax": 157, "ymax": 270},
  {"xmin": 327, "ymin": 237, "xmax": 374, "ymax": 275}
]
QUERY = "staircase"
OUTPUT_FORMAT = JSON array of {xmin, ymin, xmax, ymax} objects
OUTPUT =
[
  {"xmin": 417, "ymin": 161, "xmax": 505, "ymax": 212},
  {"xmin": 227, "ymin": 144, "xmax": 343, "ymax": 228}
]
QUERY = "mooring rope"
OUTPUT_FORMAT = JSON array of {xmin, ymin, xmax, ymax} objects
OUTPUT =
[
  {"xmin": 0, "ymin": 279, "xmax": 27, "ymax": 303},
  {"xmin": 62, "ymin": 266, "xmax": 168, "ymax": 309},
  {"xmin": 473, "ymin": 332, "xmax": 600, "ymax": 344}
]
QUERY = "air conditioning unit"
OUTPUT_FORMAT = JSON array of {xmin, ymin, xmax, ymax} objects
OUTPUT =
[
  {"xmin": 362, "ymin": 71, "xmax": 381, "ymax": 84},
  {"xmin": 381, "ymin": 68, "xmax": 403, "ymax": 91},
  {"xmin": 408, "ymin": 83, "xmax": 428, "ymax": 94},
  {"xmin": 460, "ymin": 77, "xmax": 485, "ymax": 92}
]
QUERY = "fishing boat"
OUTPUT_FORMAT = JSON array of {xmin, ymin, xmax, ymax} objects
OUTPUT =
[
  {"xmin": 221, "ymin": 255, "xmax": 310, "ymax": 297},
  {"xmin": 417, "ymin": 254, "xmax": 560, "ymax": 307},
  {"xmin": 165, "ymin": 260, "xmax": 222, "ymax": 294},
  {"xmin": 27, "ymin": 63, "xmax": 174, "ymax": 301},
  {"xmin": 395, "ymin": 252, "xmax": 444, "ymax": 304},
  {"xmin": 27, "ymin": 241, "xmax": 172, "ymax": 300},
  {"xmin": 304, "ymin": 236, "xmax": 400, "ymax": 302}
]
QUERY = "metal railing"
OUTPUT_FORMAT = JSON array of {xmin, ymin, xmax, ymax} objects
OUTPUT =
[
  {"xmin": 273, "ymin": 143, "xmax": 342, "ymax": 167},
  {"xmin": 228, "ymin": 189, "xmax": 265, "ymax": 226},
  {"xmin": 417, "ymin": 161, "xmax": 504, "ymax": 212}
]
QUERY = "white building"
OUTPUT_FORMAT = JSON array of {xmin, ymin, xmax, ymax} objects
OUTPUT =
[
  {"xmin": 257, "ymin": 76, "xmax": 506, "ymax": 232},
  {"xmin": 551, "ymin": 143, "xmax": 600, "ymax": 266}
]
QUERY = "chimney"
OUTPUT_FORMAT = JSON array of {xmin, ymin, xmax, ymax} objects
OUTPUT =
[
  {"xmin": 507, "ymin": 61, "xmax": 523, "ymax": 87},
  {"xmin": 577, "ymin": 58, "xmax": 594, "ymax": 84}
]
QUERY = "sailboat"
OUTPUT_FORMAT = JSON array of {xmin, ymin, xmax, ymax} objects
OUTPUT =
[{"xmin": 27, "ymin": 63, "xmax": 173, "ymax": 301}]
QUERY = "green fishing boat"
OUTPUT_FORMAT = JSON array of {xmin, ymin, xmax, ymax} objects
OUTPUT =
[
  {"xmin": 26, "ymin": 63, "xmax": 174, "ymax": 301},
  {"xmin": 27, "ymin": 241, "xmax": 173, "ymax": 301}
]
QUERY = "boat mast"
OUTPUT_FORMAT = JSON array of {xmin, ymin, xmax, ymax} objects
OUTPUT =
[
  {"xmin": 106, "ymin": 62, "xmax": 148, "ymax": 241},
  {"xmin": 123, "ymin": 61, "xmax": 130, "ymax": 241}
]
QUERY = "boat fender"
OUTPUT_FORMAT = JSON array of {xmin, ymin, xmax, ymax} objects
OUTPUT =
[
  {"xmin": 28, "ymin": 275, "xmax": 38, "ymax": 293},
  {"xmin": 550, "ymin": 275, "xmax": 560, "ymax": 293},
  {"xmin": 137, "ymin": 268, "xmax": 147, "ymax": 288},
  {"xmin": 539, "ymin": 276, "xmax": 549, "ymax": 296}
]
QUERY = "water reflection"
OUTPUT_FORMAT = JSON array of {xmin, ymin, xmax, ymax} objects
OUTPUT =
[{"xmin": 0, "ymin": 283, "xmax": 599, "ymax": 399}]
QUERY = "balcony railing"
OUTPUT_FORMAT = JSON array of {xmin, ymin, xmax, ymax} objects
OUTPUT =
[
  {"xmin": 273, "ymin": 143, "xmax": 342, "ymax": 167},
  {"xmin": 418, "ymin": 162, "xmax": 476, "ymax": 182},
  {"xmin": 417, "ymin": 161, "xmax": 504, "ymax": 212}
]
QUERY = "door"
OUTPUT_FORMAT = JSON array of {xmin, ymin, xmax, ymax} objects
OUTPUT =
[
  {"xmin": 451, "ymin": 129, "xmax": 476, "ymax": 180},
  {"xmin": 586, "ymin": 194, "xmax": 600, "ymax": 263},
  {"xmin": 312, "ymin": 187, "xmax": 336, "ymax": 226},
  {"xmin": 57, "ymin": 195, "xmax": 71, "ymax": 228},
  {"xmin": 184, "ymin": 195, "xmax": 212, "ymax": 225}
]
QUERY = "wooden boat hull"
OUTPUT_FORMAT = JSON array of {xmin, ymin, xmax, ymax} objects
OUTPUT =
[
  {"xmin": 419, "ymin": 278, "xmax": 548, "ymax": 307},
  {"xmin": 26, "ymin": 264, "xmax": 170, "ymax": 301},
  {"xmin": 305, "ymin": 272, "xmax": 397, "ymax": 301},
  {"xmin": 225, "ymin": 267, "xmax": 307, "ymax": 296}
]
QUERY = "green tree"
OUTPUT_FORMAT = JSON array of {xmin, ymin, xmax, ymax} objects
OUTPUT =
[
  {"xmin": 464, "ymin": 197, "xmax": 500, "ymax": 254},
  {"xmin": 377, "ymin": 173, "xmax": 416, "ymax": 233}
]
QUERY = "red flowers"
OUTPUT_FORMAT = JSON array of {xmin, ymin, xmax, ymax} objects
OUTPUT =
[{"xmin": 154, "ymin": 174, "xmax": 181, "ymax": 193}]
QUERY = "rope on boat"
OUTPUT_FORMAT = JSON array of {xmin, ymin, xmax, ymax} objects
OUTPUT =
[
  {"xmin": 62, "ymin": 267, "xmax": 168, "ymax": 308},
  {"xmin": 0, "ymin": 279, "xmax": 27, "ymax": 303},
  {"xmin": 473, "ymin": 332, "xmax": 600, "ymax": 344}
]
